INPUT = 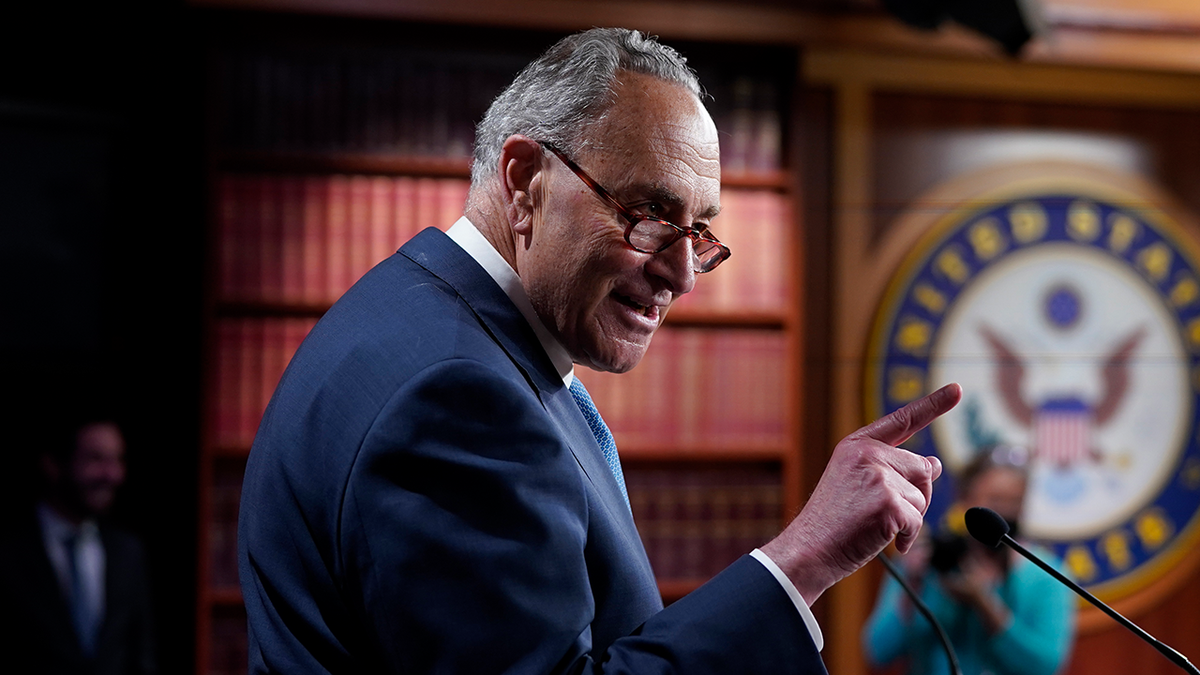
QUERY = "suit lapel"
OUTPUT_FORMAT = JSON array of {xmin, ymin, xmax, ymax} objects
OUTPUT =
[
  {"xmin": 14, "ymin": 513, "xmax": 84, "ymax": 658},
  {"xmin": 399, "ymin": 228, "xmax": 639, "ymax": 528}
]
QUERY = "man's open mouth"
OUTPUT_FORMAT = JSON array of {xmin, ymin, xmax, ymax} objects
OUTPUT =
[{"xmin": 614, "ymin": 292, "xmax": 656, "ymax": 318}]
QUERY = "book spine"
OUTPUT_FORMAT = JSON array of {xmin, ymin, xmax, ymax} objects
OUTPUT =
[
  {"xmin": 347, "ymin": 175, "xmax": 372, "ymax": 290},
  {"xmin": 369, "ymin": 176, "xmax": 393, "ymax": 267},
  {"xmin": 215, "ymin": 320, "xmax": 239, "ymax": 448},
  {"xmin": 279, "ymin": 176, "xmax": 304, "ymax": 305},
  {"xmin": 325, "ymin": 175, "xmax": 349, "ymax": 302},
  {"xmin": 302, "ymin": 176, "xmax": 328, "ymax": 305}
]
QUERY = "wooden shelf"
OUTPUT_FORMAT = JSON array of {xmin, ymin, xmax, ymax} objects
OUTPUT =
[
  {"xmin": 657, "ymin": 578, "xmax": 706, "ymax": 604},
  {"xmin": 617, "ymin": 446, "xmax": 786, "ymax": 462},
  {"xmin": 664, "ymin": 308, "xmax": 788, "ymax": 329},
  {"xmin": 215, "ymin": 300, "xmax": 787, "ymax": 328},
  {"xmin": 720, "ymin": 170, "xmax": 790, "ymax": 191},
  {"xmin": 215, "ymin": 149, "xmax": 789, "ymax": 189},
  {"xmin": 213, "ymin": 575, "xmax": 715, "ymax": 609},
  {"xmin": 212, "ymin": 445, "xmax": 252, "ymax": 458},
  {"xmin": 217, "ymin": 302, "xmax": 329, "ymax": 319},
  {"xmin": 211, "ymin": 444, "xmax": 784, "ymax": 462},
  {"xmin": 205, "ymin": 587, "xmax": 245, "ymax": 607},
  {"xmin": 216, "ymin": 149, "xmax": 473, "ymax": 178}
]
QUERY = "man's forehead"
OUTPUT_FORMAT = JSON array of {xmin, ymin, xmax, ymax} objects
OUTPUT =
[
  {"xmin": 77, "ymin": 422, "xmax": 125, "ymax": 454},
  {"xmin": 578, "ymin": 75, "xmax": 721, "ymax": 212},
  {"xmin": 582, "ymin": 73, "xmax": 717, "ymax": 150}
]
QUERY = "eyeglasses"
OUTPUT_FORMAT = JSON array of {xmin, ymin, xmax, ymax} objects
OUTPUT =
[{"xmin": 539, "ymin": 141, "xmax": 731, "ymax": 273}]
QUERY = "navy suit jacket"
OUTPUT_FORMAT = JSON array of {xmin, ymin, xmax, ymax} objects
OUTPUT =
[{"xmin": 239, "ymin": 227, "xmax": 826, "ymax": 674}]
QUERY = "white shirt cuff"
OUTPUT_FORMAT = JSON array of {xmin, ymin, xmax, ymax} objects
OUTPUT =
[{"xmin": 749, "ymin": 548, "xmax": 823, "ymax": 651}]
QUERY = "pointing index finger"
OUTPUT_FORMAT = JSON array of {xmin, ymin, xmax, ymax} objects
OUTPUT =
[{"xmin": 851, "ymin": 383, "xmax": 962, "ymax": 447}]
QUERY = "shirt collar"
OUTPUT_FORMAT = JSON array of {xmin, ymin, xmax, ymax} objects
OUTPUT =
[
  {"xmin": 445, "ymin": 216, "xmax": 575, "ymax": 385},
  {"xmin": 37, "ymin": 502, "xmax": 99, "ymax": 541}
]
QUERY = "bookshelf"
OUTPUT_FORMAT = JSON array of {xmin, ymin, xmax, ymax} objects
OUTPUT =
[{"xmin": 196, "ymin": 16, "xmax": 802, "ymax": 674}]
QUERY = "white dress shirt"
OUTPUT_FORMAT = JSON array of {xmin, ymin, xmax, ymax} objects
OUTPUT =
[{"xmin": 38, "ymin": 502, "xmax": 105, "ymax": 646}]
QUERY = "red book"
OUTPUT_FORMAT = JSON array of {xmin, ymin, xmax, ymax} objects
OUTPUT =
[
  {"xmin": 720, "ymin": 190, "xmax": 749, "ymax": 312},
  {"xmin": 437, "ymin": 178, "xmax": 470, "ymax": 230},
  {"xmin": 215, "ymin": 320, "xmax": 240, "ymax": 447},
  {"xmin": 711, "ymin": 189, "xmax": 741, "ymax": 312},
  {"xmin": 258, "ymin": 177, "xmax": 283, "ymax": 303},
  {"xmin": 764, "ymin": 192, "xmax": 789, "ymax": 310},
  {"xmin": 415, "ymin": 177, "xmax": 439, "ymax": 233},
  {"xmin": 631, "ymin": 328, "xmax": 669, "ymax": 446},
  {"xmin": 210, "ymin": 610, "xmax": 249, "ymax": 675},
  {"xmin": 210, "ymin": 459, "xmax": 243, "ymax": 590},
  {"xmin": 237, "ymin": 177, "xmax": 262, "ymax": 303},
  {"xmin": 240, "ymin": 319, "xmax": 263, "ymax": 446},
  {"xmin": 675, "ymin": 329, "xmax": 706, "ymax": 447},
  {"xmin": 750, "ymin": 190, "xmax": 774, "ymax": 311},
  {"xmin": 369, "ymin": 176, "xmax": 393, "ymax": 268},
  {"xmin": 680, "ymin": 475, "xmax": 705, "ymax": 579},
  {"xmin": 726, "ymin": 76, "xmax": 754, "ymax": 174},
  {"xmin": 284, "ymin": 317, "xmax": 316, "ymax": 371},
  {"xmin": 392, "ymin": 175, "xmax": 415, "ymax": 246},
  {"xmin": 711, "ymin": 331, "xmax": 741, "ymax": 444},
  {"xmin": 347, "ymin": 175, "xmax": 372, "ymax": 291},
  {"xmin": 279, "ymin": 176, "xmax": 305, "ymax": 305},
  {"xmin": 751, "ymin": 80, "xmax": 782, "ymax": 173},
  {"xmin": 216, "ymin": 176, "xmax": 238, "ymax": 302},
  {"xmin": 325, "ymin": 176, "xmax": 350, "ymax": 303},
  {"xmin": 302, "ymin": 176, "xmax": 328, "ymax": 306},
  {"xmin": 261, "ymin": 319, "xmax": 287, "ymax": 435}
]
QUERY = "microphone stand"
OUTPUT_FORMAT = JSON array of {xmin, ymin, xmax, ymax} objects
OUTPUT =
[
  {"xmin": 877, "ymin": 553, "xmax": 963, "ymax": 675},
  {"xmin": 998, "ymin": 532, "xmax": 1200, "ymax": 675}
]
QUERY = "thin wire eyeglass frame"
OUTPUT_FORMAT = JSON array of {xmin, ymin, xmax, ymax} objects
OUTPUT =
[{"xmin": 539, "ymin": 141, "xmax": 731, "ymax": 273}]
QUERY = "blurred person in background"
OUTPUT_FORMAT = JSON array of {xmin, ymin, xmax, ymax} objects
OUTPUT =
[
  {"xmin": 862, "ymin": 444, "xmax": 1076, "ymax": 675},
  {"xmin": 0, "ymin": 405, "xmax": 156, "ymax": 675}
]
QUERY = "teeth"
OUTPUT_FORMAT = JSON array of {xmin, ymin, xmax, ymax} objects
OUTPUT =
[{"xmin": 616, "ymin": 293, "xmax": 653, "ymax": 317}]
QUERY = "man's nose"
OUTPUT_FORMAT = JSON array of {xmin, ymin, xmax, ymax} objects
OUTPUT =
[{"xmin": 647, "ymin": 235, "xmax": 697, "ymax": 295}]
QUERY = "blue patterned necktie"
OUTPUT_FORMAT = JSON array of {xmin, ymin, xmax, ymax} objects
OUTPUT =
[
  {"xmin": 569, "ymin": 377, "xmax": 630, "ymax": 510},
  {"xmin": 63, "ymin": 533, "xmax": 95, "ymax": 656}
]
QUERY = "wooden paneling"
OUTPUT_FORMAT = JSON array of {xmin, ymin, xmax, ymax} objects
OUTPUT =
[
  {"xmin": 809, "ymin": 49, "xmax": 1200, "ymax": 675},
  {"xmin": 870, "ymin": 92, "xmax": 1200, "ymax": 241},
  {"xmin": 190, "ymin": 0, "xmax": 1200, "ymax": 76}
]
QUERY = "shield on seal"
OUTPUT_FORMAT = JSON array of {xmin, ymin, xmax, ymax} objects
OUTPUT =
[{"xmin": 1035, "ymin": 397, "xmax": 1092, "ymax": 468}]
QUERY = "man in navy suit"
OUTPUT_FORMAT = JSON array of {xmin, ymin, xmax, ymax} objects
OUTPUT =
[
  {"xmin": 239, "ymin": 27, "xmax": 960, "ymax": 674},
  {"xmin": 0, "ymin": 412, "xmax": 157, "ymax": 675}
]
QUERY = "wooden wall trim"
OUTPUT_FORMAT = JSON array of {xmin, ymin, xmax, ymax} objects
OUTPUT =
[
  {"xmin": 186, "ymin": 0, "xmax": 831, "ymax": 44},
  {"xmin": 1025, "ymin": 26, "xmax": 1200, "ymax": 75},
  {"xmin": 804, "ymin": 48, "xmax": 1200, "ymax": 109},
  {"xmin": 190, "ymin": 0, "xmax": 1200, "ymax": 77},
  {"xmin": 1044, "ymin": 0, "xmax": 1200, "ymax": 34},
  {"xmin": 824, "ymin": 78, "xmax": 874, "ymax": 675}
]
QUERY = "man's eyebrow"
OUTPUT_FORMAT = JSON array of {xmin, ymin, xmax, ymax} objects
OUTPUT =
[{"xmin": 640, "ymin": 184, "xmax": 721, "ymax": 223}]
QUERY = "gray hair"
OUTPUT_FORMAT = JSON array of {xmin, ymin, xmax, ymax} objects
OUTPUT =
[{"xmin": 470, "ymin": 27, "xmax": 702, "ymax": 186}]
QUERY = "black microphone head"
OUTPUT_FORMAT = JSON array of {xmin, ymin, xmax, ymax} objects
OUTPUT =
[{"xmin": 965, "ymin": 507, "xmax": 1009, "ymax": 548}]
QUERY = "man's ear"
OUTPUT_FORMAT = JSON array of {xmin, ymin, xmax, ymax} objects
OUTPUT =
[{"xmin": 499, "ymin": 135, "xmax": 544, "ymax": 237}]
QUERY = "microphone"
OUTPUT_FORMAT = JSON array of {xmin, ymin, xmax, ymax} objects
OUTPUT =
[
  {"xmin": 965, "ymin": 507, "xmax": 1200, "ymax": 675},
  {"xmin": 876, "ymin": 553, "xmax": 963, "ymax": 675}
]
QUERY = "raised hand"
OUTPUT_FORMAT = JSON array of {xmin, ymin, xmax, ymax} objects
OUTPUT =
[{"xmin": 760, "ymin": 383, "xmax": 962, "ymax": 605}]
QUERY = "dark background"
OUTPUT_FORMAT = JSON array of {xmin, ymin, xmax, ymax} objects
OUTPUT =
[{"xmin": 2, "ymin": 2, "xmax": 203, "ymax": 668}]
